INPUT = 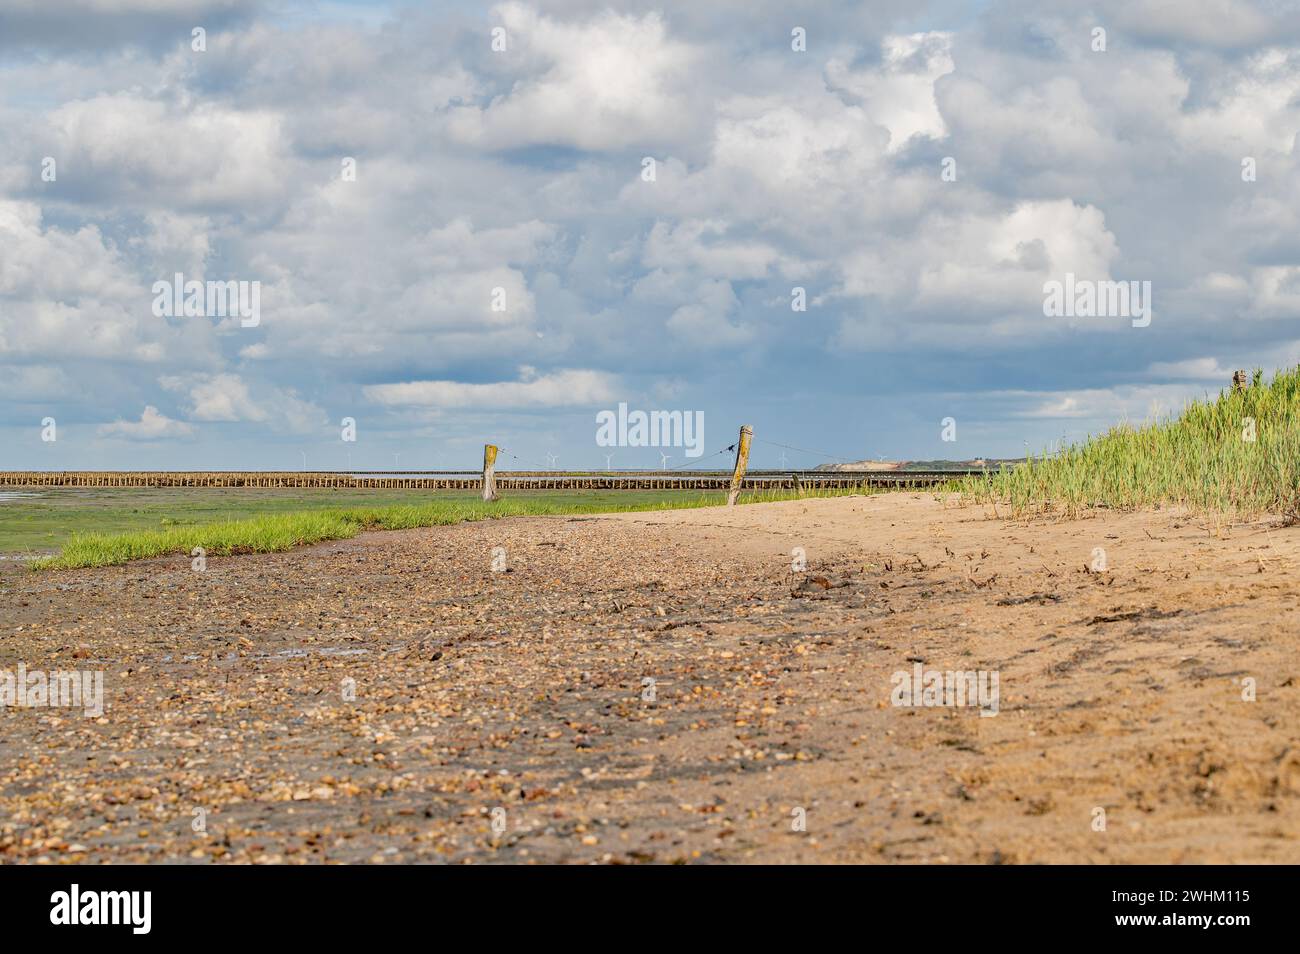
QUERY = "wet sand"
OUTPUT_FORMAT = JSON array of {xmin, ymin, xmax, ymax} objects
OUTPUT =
[{"xmin": 2, "ymin": 493, "xmax": 1298, "ymax": 863}]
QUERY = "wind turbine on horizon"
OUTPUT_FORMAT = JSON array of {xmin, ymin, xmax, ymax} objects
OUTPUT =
[{"xmin": 659, "ymin": 451, "xmax": 671, "ymax": 471}]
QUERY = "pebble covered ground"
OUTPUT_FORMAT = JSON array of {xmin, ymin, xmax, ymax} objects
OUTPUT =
[{"xmin": 2, "ymin": 494, "xmax": 1298, "ymax": 863}]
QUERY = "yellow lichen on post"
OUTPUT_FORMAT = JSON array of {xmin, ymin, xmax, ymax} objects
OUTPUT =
[
  {"xmin": 726, "ymin": 425, "xmax": 753, "ymax": 506},
  {"xmin": 482, "ymin": 444, "xmax": 500, "ymax": 500},
  {"xmin": 482, "ymin": 444, "xmax": 501, "ymax": 501}
]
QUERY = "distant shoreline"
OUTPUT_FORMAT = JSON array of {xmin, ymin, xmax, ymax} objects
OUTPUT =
[{"xmin": 815, "ymin": 458, "xmax": 1021, "ymax": 472}]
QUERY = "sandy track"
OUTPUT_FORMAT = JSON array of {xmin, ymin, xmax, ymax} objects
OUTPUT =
[{"xmin": 2, "ymin": 493, "xmax": 1298, "ymax": 864}]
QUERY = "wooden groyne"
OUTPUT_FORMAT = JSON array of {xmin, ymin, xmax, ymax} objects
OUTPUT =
[{"xmin": 0, "ymin": 470, "xmax": 982, "ymax": 491}]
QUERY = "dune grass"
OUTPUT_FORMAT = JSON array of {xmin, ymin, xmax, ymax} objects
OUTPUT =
[
  {"xmin": 31, "ymin": 484, "xmax": 874, "ymax": 570},
  {"xmin": 953, "ymin": 367, "xmax": 1300, "ymax": 518}
]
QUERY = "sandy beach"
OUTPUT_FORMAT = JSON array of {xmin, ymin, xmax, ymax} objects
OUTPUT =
[{"xmin": 2, "ymin": 493, "xmax": 1298, "ymax": 863}]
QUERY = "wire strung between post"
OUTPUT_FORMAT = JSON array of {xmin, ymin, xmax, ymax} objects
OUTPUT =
[
  {"xmin": 501, "ymin": 433, "xmax": 851, "ymax": 474},
  {"xmin": 496, "ymin": 445, "xmax": 553, "ymax": 472},
  {"xmin": 562, "ymin": 433, "xmax": 833, "ymax": 474},
  {"xmin": 666, "ymin": 445, "xmax": 735, "ymax": 471},
  {"xmin": 753, "ymin": 437, "xmax": 855, "ymax": 463}
]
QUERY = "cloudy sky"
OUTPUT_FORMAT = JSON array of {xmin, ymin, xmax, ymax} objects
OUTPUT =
[{"xmin": 3, "ymin": 0, "xmax": 1300, "ymax": 471}]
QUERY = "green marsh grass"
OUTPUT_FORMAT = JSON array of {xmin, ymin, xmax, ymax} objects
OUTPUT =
[
  {"xmin": 953, "ymin": 367, "xmax": 1300, "ymax": 518},
  {"xmin": 32, "ymin": 484, "xmax": 874, "ymax": 570}
]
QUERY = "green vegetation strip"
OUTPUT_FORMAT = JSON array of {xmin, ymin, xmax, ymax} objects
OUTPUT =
[
  {"xmin": 1, "ymin": 488, "xmax": 687, "ymax": 555},
  {"xmin": 953, "ymin": 367, "xmax": 1299, "ymax": 518},
  {"xmin": 30, "ymin": 486, "xmax": 869, "ymax": 570}
]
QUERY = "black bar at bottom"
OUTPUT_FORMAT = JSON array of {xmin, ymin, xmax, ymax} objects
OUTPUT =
[{"xmin": 0, "ymin": 865, "xmax": 1282, "ymax": 940}]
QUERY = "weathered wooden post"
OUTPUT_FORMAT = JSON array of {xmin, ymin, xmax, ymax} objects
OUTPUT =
[
  {"xmin": 726, "ymin": 425, "xmax": 753, "ymax": 507},
  {"xmin": 482, "ymin": 444, "xmax": 500, "ymax": 501}
]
